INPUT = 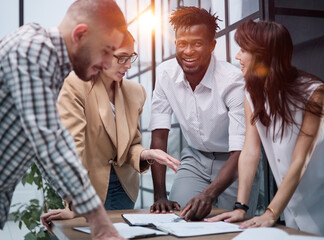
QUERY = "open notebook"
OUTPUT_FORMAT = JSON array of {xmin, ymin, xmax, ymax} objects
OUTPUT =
[
  {"xmin": 74, "ymin": 213, "xmax": 242, "ymax": 238},
  {"xmin": 121, "ymin": 213, "xmax": 242, "ymax": 237}
]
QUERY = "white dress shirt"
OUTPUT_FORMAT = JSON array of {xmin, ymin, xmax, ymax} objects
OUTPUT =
[
  {"xmin": 149, "ymin": 55, "xmax": 245, "ymax": 152},
  {"xmin": 246, "ymin": 77, "xmax": 324, "ymax": 235}
]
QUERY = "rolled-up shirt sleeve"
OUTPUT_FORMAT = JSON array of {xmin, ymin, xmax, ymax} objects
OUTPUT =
[
  {"xmin": 148, "ymin": 69, "xmax": 173, "ymax": 131},
  {"xmin": 224, "ymin": 75, "xmax": 246, "ymax": 151}
]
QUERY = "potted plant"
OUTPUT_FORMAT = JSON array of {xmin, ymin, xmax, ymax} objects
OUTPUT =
[{"xmin": 11, "ymin": 163, "xmax": 64, "ymax": 240}]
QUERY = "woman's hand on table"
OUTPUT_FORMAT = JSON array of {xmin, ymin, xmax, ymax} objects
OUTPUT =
[
  {"xmin": 204, "ymin": 209, "xmax": 246, "ymax": 223},
  {"xmin": 41, "ymin": 208, "xmax": 75, "ymax": 233},
  {"xmin": 238, "ymin": 211, "xmax": 277, "ymax": 229},
  {"xmin": 205, "ymin": 208, "xmax": 276, "ymax": 229}
]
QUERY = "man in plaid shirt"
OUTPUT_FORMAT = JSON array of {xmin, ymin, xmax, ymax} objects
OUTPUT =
[{"xmin": 0, "ymin": 0, "xmax": 127, "ymax": 239}]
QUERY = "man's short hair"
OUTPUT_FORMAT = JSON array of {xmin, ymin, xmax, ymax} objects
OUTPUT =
[
  {"xmin": 68, "ymin": 0, "xmax": 127, "ymax": 34},
  {"xmin": 170, "ymin": 6, "xmax": 220, "ymax": 42}
]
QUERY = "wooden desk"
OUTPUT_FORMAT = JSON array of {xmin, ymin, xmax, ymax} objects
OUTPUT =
[{"xmin": 52, "ymin": 208, "xmax": 314, "ymax": 239}]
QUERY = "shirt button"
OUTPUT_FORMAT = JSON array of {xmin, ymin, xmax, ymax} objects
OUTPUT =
[
  {"xmin": 277, "ymin": 158, "xmax": 280, "ymax": 163},
  {"xmin": 294, "ymin": 212, "xmax": 298, "ymax": 217},
  {"xmin": 108, "ymin": 159, "xmax": 114, "ymax": 164}
]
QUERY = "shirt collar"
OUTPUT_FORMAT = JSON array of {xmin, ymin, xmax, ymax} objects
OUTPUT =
[
  {"xmin": 199, "ymin": 55, "xmax": 215, "ymax": 89},
  {"xmin": 175, "ymin": 54, "xmax": 215, "ymax": 90}
]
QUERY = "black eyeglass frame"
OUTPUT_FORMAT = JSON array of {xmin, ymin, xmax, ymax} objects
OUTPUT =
[{"xmin": 113, "ymin": 53, "xmax": 138, "ymax": 64}]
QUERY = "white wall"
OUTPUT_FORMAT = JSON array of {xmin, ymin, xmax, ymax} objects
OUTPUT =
[{"xmin": 0, "ymin": 0, "xmax": 74, "ymax": 39}]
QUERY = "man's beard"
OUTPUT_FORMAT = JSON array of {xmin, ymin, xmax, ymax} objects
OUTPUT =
[{"xmin": 71, "ymin": 44, "xmax": 95, "ymax": 81}]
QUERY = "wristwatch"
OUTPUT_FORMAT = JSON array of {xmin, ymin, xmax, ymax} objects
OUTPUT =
[{"xmin": 233, "ymin": 201, "xmax": 249, "ymax": 212}]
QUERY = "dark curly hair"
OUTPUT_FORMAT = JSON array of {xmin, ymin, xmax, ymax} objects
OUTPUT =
[{"xmin": 170, "ymin": 6, "xmax": 220, "ymax": 42}]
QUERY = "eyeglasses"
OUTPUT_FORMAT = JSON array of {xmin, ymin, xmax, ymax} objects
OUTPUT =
[{"xmin": 113, "ymin": 53, "xmax": 138, "ymax": 64}]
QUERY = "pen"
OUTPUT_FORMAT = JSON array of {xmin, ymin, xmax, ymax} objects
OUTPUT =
[{"xmin": 173, "ymin": 216, "xmax": 185, "ymax": 222}]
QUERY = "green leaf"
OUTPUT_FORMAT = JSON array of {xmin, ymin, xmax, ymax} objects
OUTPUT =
[
  {"xmin": 36, "ymin": 230, "xmax": 46, "ymax": 238},
  {"xmin": 29, "ymin": 223, "xmax": 37, "ymax": 230},
  {"xmin": 24, "ymin": 232, "xmax": 37, "ymax": 240},
  {"xmin": 29, "ymin": 199, "xmax": 39, "ymax": 205},
  {"xmin": 21, "ymin": 174, "xmax": 28, "ymax": 185},
  {"xmin": 11, "ymin": 202, "xmax": 22, "ymax": 207},
  {"xmin": 26, "ymin": 173, "xmax": 34, "ymax": 185},
  {"xmin": 24, "ymin": 220, "xmax": 31, "ymax": 229}
]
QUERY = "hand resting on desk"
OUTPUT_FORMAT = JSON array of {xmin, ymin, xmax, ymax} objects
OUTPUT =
[
  {"xmin": 41, "ymin": 207, "xmax": 75, "ymax": 233},
  {"xmin": 41, "ymin": 205, "xmax": 126, "ymax": 240},
  {"xmin": 150, "ymin": 197, "xmax": 181, "ymax": 213},
  {"xmin": 205, "ymin": 208, "xmax": 276, "ymax": 229}
]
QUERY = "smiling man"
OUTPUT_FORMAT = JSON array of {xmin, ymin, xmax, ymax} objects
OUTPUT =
[{"xmin": 148, "ymin": 7, "xmax": 261, "ymax": 221}]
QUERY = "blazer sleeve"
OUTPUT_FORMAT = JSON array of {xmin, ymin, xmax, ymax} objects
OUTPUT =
[
  {"xmin": 127, "ymin": 84, "xmax": 149, "ymax": 173},
  {"xmin": 56, "ymin": 73, "xmax": 87, "ymax": 160}
]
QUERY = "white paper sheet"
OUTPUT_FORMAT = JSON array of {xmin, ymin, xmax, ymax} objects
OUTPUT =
[
  {"xmin": 154, "ymin": 221, "xmax": 242, "ymax": 237},
  {"xmin": 74, "ymin": 223, "xmax": 167, "ymax": 239},
  {"xmin": 233, "ymin": 228, "xmax": 324, "ymax": 240},
  {"xmin": 122, "ymin": 213, "xmax": 185, "ymax": 226}
]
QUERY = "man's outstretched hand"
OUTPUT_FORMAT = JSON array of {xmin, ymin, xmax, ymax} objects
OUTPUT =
[{"xmin": 179, "ymin": 192, "xmax": 214, "ymax": 221}]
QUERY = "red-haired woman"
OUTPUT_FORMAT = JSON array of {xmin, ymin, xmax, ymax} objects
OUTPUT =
[{"xmin": 206, "ymin": 20, "xmax": 324, "ymax": 236}]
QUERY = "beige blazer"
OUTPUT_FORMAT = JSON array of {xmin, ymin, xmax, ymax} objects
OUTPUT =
[{"xmin": 57, "ymin": 71, "xmax": 147, "ymax": 203}]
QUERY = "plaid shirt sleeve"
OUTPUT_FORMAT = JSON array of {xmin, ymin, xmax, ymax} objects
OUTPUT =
[{"xmin": 5, "ymin": 31, "xmax": 101, "ymax": 215}]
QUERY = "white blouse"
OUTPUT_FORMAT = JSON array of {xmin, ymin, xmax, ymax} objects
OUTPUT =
[
  {"xmin": 110, "ymin": 101, "xmax": 115, "ymax": 119},
  {"xmin": 246, "ymin": 76, "xmax": 324, "ymax": 235}
]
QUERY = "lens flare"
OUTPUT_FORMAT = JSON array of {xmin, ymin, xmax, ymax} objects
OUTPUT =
[{"xmin": 139, "ymin": 11, "xmax": 156, "ymax": 32}]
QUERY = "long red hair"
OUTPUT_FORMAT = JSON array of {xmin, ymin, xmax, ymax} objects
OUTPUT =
[{"xmin": 235, "ymin": 20, "xmax": 323, "ymax": 140}]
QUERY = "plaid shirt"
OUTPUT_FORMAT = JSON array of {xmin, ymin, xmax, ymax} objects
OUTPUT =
[{"xmin": 0, "ymin": 23, "xmax": 101, "ymax": 229}]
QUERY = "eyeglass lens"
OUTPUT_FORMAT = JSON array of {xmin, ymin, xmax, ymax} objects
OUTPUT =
[{"xmin": 118, "ymin": 54, "xmax": 137, "ymax": 64}]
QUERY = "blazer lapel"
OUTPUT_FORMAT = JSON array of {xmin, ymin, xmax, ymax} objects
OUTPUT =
[
  {"xmin": 94, "ymin": 78, "xmax": 117, "ymax": 147},
  {"xmin": 115, "ymin": 81, "xmax": 129, "ymax": 162}
]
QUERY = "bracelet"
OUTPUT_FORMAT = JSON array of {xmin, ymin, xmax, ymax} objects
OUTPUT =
[
  {"xmin": 146, "ymin": 159, "xmax": 154, "ymax": 165},
  {"xmin": 142, "ymin": 149, "xmax": 154, "ymax": 165},
  {"xmin": 265, "ymin": 207, "xmax": 277, "ymax": 219},
  {"xmin": 233, "ymin": 201, "xmax": 249, "ymax": 212}
]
